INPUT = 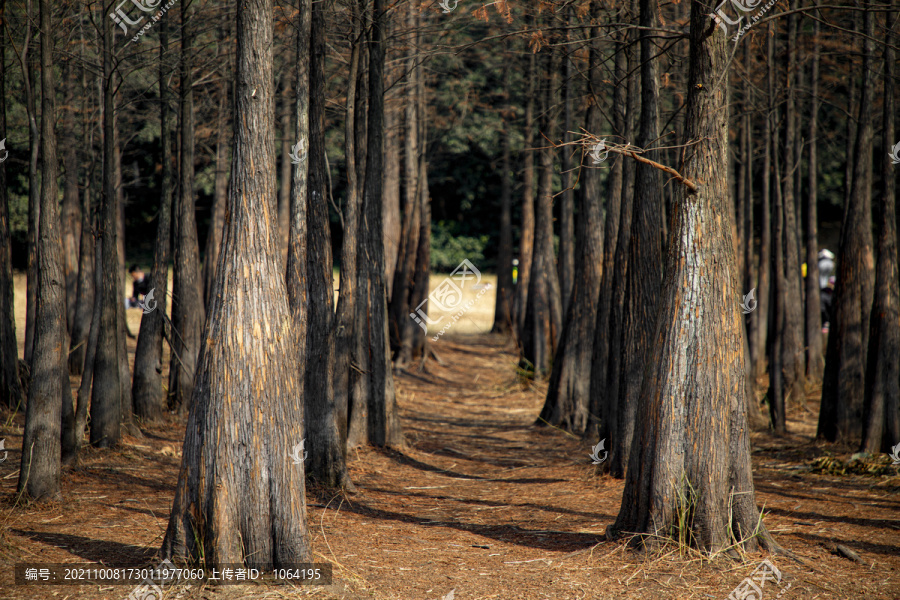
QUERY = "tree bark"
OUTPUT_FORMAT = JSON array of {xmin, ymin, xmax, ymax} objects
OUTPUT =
[
  {"xmin": 513, "ymin": 47, "xmax": 536, "ymax": 339},
  {"xmin": 609, "ymin": 4, "xmax": 778, "ymax": 554},
  {"xmin": 818, "ymin": 8, "xmax": 876, "ymax": 444},
  {"xmin": 861, "ymin": 4, "xmax": 898, "ymax": 454},
  {"xmin": 19, "ymin": 0, "xmax": 65, "ymax": 500},
  {"xmin": 169, "ymin": 0, "xmax": 205, "ymax": 414},
  {"xmin": 278, "ymin": 69, "xmax": 293, "ymax": 265},
  {"xmin": 0, "ymin": 0, "xmax": 24, "ymax": 409},
  {"xmin": 538, "ymin": 0, "xmax": 604, "ymax": 433},
  {"xmin": 303, "ymin": 0, "xmax": 351, "ymax": 488},
  {"xmin": 23, "ymin": 0, "xmax": 38, "ymax": 366},
  {"xmin": 558, "ymin": 20, "xmax": 575, "ymax": 316},
  {"xmin": 610, "ymin": 0, "xmax": 664, "ymax": 477},
  {"xmin": 133, "ymin": 9, "xmax": 174, "ymax": 423},
  {"xmin": 90, "ymin": 6, "xmax": 122, "ymax": 448},
  {"xmin": 804, "ymin": 18, "xmax": 824, "ymax": 383},
  {"xmin": 61, "ymin": 60, "xmax": 81, "ymax": 337},
  {"xmin": 491, "ymin": 114, "xmax": 514, "ymax": 335},
  {"xmin": 161, "ymin": 0, "xmax": 310, "ymax": 567},
  {"xmin": 202, "ymin": 49, "xmax": 230, "ymax": 306},
  {"xmin": 382, "ymin": 15, "xmax": 401, "ymax": 300}
]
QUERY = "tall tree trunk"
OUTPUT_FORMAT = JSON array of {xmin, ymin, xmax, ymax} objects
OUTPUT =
[
  {"xmin": 90, "ymin": 5, "xmax": 122, "ymax": 448},
  {"xmin": 202, "ymin": 48, "xmax": 230, "ymax": 306},
  {"xmin": 753, "ymin": 43, "xmax": 771, "ymax": 383},
  {"xmin": 861, "ymin": 4, "xmax": 898, "ymax": 454},
  {"xmin": 611, "ymin": 0, "xmax": 664, "ymax": 477},
  {"xmin": 521, "ymin": 47, "xmax": 562, "ymax": 377},
  {"xmin": 818, "ymin": 8, "xmax": 876, "ymax": 444},
  {"xmin": 61, "ymin": 60, "xmax": 81, "ymax": 337},
  {"xmin": 334, "ymin": 10, "xmax": 363, "ymax": 454},
  {"xmin": 0, "ymin": 0, "xmax": 24, "ymax": 409},
  {"xmin": 169, "ymin": 0, "xmax": 205, "ymax": 414},
  {"xmin": 558, "ymin": 21, "xmax": 575, "ymax": 315},
  {"xmin": 780, "ymin": 4, "xmax": 806, "ymax": 406},
  {"xmin": 609, "ymin": 3, "xmax": 778, "ymax": 554},
  {"xmin": 161, "ymin": 0, "xmax": 310, "ymax": 566},
  {"xmin": 23, "ymin": 0, "xmax": 38, "ymax": 366},
  {"xmin": 587, "ymin": 16, "xmax": 627, "ymax": 437},
  {"xmin": 513, "ymin": 47, "xmax": 536, "ymax": 338},
  {"xmin": 491, "ymin": 110, "xmax": 514, "ymax": 335},
  {"xmin": 303, "ymin": 0, "xmax": 351, "ymax": 488},
  {"xmin": 133, "ymin": 9, "xmax": 174, "ymax": 422},
  {"xmin": 538, "ymin": 0, "xmax": 604, "ymax": 433},
  {"xmin": 388, "ymin": 0, "xmax": 421, "ymax": 358},
  {"xmin": 382, "ymin": 15, "xmax": 401, "ymax": 300},
  {"xmin": 349, "ymin": 0, "xmax": 403, "ymax": 448},
  {"xmin": 278, "ymin": 69, "xmax": 293, "ymax": 264},
  {"xmin": 804, "ymin": 18, "xmax": 824, "ymax": 383},
  {"xmin": 19, "ymin": 0, "xmax": 65, "ymax": 500}
]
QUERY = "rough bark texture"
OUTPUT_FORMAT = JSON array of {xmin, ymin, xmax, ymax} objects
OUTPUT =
[
  {"xmin": 90, "ymin": 8, "xmax": 122, "ymax": 448},
  {"xmin": 133, "ymin": 10, "xmax": 174, "ymax": 423},
  {"xmin": 23, "ymin": 0, "xmax": 38, "ymax": 366},
  {"xmin": 19, "ymin": 0, "xmax": 65, "ymax": 500},
  {"xmin": 203, "ymin": 56, "xmax": 230, "ymax": 305},
  {"xmin": 169, "ymin": 0, "xmax": 205, "ymax": 414},
  {"xmin": 609, "ymin": 4, "xmax": 777, "ymax": 554},
  {"xmin": 349, "ymin": 0, "xmax": 403, "ymax": 448},
  {"xmin": 68, "ymin": 183, "xmax": 95, "ymax": 376},
  {"xmin": 61, "ymin": 60, "xmax": 81, "ymax": 337},
  {"xmin": 804, "ymin": 18, "xmax": 824, "ymax": 383},
  {"xmin": 558, "ymin": 25, "xmax": 575, "ymax": 315},
  {"xmin": 513, "ymin": 48, "xmax": 536, "ymax": 339},
  {"xmin": 521, "ymin": 48, "xmax": 562, "ymax": 378},
  {"xmin": 611, "ymin": 0, "xmax": 664, "ymax": 478},
  {"xmin": 0, "ymin": 0, "xmax": 24, "ymax": 409},
  {"xmin": 491, "ymin": 120, "xmax": 514, "ymax": 335},
  {"xmin": 861, "ymin": 7, "xmax": 899, "ymax": 454},
  {"xmin": 278, "ymin": 69, "xmax": 292, "ymax": 265},
  {"xmin": 751, "ymin": 48, "xmax": 771, "ymax": 383},
  {"xmin": 818, "ymin": 8, "xmax": 876, "ymax": 444},
  {"xmin": 303, "ymin": 0, "xmax": 351, "ymax": 488},
  {"xmin": 539, "ymin": 0, "xmax": 603, "ymax": 433},
  {"xmin": 382, "ymin": 18, "xmax": 401, "ymax": 301},
  {"xmin": 161, "ymin": 0, "xmax": 311, "ymax": 568}
]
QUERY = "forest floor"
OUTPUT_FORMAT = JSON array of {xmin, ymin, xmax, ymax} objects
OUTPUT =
[{"xmin": 1, "ymin": 273, "xmax": 899, "ymax": 600}]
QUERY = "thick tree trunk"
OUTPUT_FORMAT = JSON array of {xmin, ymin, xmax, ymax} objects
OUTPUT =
[
  {"xmin": 133, "ymin": 10, "xmax": 174, "ymax": 423},
  {"xmin": 752, "ymin": 51, "xmax": 771, "ymax": 383},
  {"xmin": 558, "ymin": 24, "xmax": 575, "ymax": 315},
  {"xmin": 611, "ymin": 0, "xmax": 664, "ymax": 477},
  {"xmin": 349, "ymin": 0, "xmax": 403, "ymax": 448},
  {"xmin": 23, "ymin": 0, "xmax": 38, "ymax": 366},
  {"xmin": 19, "ymin": 0, "xmax": 65, "ymax": 500},
  {"xmin": 303, "ymin": 0, "xmax": 351, "ymax": 488},
  {"xmin": 609, "ymin": 4, "xmax": 778, "ymax": 554},
  {"xmin": 538, "ymin": 0, "xmax": 603, "ymax": 433},
  {"xmin": 169, "ymin": 0, "xmax": 205, "ymax": 414},
  {"xmin": 861, "ymin": 6, "xmax": 898, "ymax": 454},
  {"xmin": 804, "ymin": 18, "xmax": 824, "ymax": 383},
  {"xmin": 61, "ymin": 62, "xmax": 81, "ymax": 337},
  {"xmin": 521, "ymin": 48, "xmax": 562, "ymax": 378},
  {"xmin": 513, "ymin": 48, "xmax": 536, "ymax": 338},
  {"xmin": 278, "ymin": 70, "xmax": 292, "ymax": 264},
  {"xmin": 161, "ymin": 0, "xmax": 310, "ymax": 567},
  {"xmin": 0, "ymin": 0, "xmax": 24, "ymax": 410},
  {"xmin": 202, "ymin": 62, "xmax": 230, "ymax": 305},
  {"xmin": 818, "ymin": 8, "xmax": 876, "ymax": 444},
  {"xmin": 75, "ymin": 228, "xmax": 102, "ymax": 450},
  {"xmin": 90, "ymin": 9, "xmax": 123, "ymax": 448},
  {"xmin": 382, "ymin": 19, "xmax": 401, "ymax": 300}
]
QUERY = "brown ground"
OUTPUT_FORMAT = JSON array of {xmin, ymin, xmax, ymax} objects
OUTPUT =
[{"xmin": 1, "ymin": 274, "xmax": 899, "ymax": 600}]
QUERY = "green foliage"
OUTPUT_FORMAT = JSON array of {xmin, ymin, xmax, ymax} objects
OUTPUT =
[{"xmin": 430, "ymin": 220, "xmax": 490, "ymax": 274}]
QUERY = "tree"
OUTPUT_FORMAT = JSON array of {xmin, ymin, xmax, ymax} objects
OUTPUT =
[
  {"xmin": 804, "ymin": 17, "xmax": 824, "ymax": 383},
  {"xmin": 818, "ymin": 7, "xmax": 876, "ymax": 444},
  {"xmin": 162, "ymin": 0, "xmax": 310, "ymax": 566},
  {"xmin": 0, "ymin": 0, "xmax": 24, "ymax": 410},
  {"xmin": 169, "ymin": 0, "xmax": 205, "ymax": 414},
  {"xmin": 861, "ymin": 5, "xmax": 899, "ymax": 454},
  {"xmin": 133, "ymin": 7, "xmax": 175, "ymax": 422},
  {"xmin": 608, "ymin": 0, "xmax": 777, "ymax": 554},
  {"xmin": 513, "ymin": 45, "xmax": 535, "ymax": 338},
  {"xmin": 490, "ymin": 102, "xmax": 514, "ymax": 335},
  {"xmin": 18, "ymin": 0, "xmax": 65, "ymax": 500}
]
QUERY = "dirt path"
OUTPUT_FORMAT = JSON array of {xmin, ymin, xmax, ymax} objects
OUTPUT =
[{"xmin": 1, "ymin": 333, "xmax": 899, "ymax": 600}]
